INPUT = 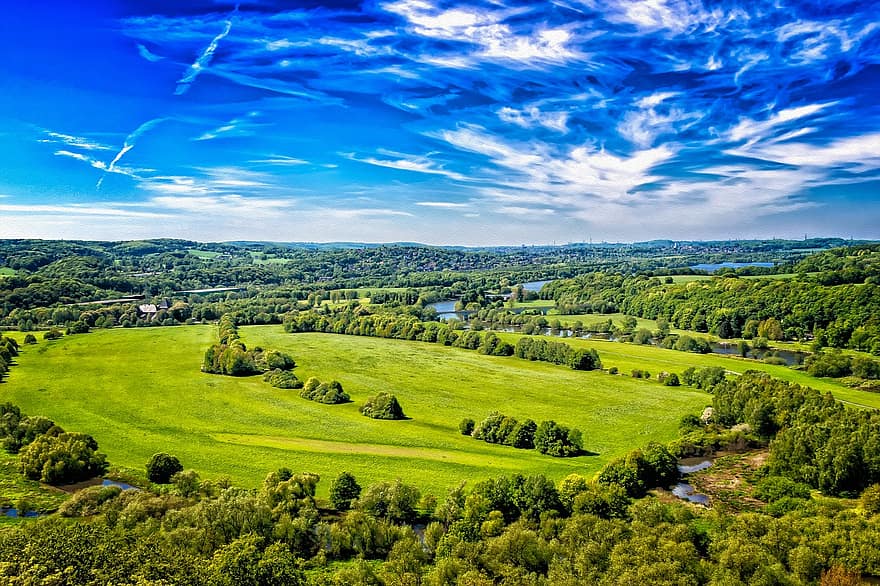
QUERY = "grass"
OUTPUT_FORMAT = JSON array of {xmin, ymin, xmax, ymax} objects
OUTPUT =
[
  {"xmin": 0, "ymin": 451, "xmax": 69, "ymax": 521},
  {"xmin": 493, "ymin": 332, "xmax": 880, "ymax": 409},
  {"xmin": 0, "ymin": 268, "xmax": 16, "ymax": 277},
  {"xmin": 1, "ymin": 326, "xmax": 709, "ymax": 497}
]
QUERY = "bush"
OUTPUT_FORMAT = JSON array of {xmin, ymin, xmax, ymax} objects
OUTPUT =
[
  {"xmin": 459, "ymin": 418, "xmax": 475, "ymax": 436},
  {"xmin": 361, "ymin": 393, "xmax": 406, "ymax": 420},
  {"xmin": 43, "ymin": 329, "xmax": 63, "ymax": 340},
  {"xmin": 300, "ymin": 379, "xmax": 349, "ymax": 404},
  {"xmin": 146, "ymin": 452, "xmax": 183, "ymax": 484},
  {"xmin": 23, "ymin": 334, "xmax": 37, "ymax": 345},
  {"xmin": 263, "ymin": 369, "xmax": 303, "ymax": 389}
]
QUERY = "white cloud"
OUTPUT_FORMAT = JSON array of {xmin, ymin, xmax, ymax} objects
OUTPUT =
[
  {"xmin": 415, "ymin": 201, "xmax": 469, "ymax": 208},
  {"xmin": 250, "ymin": 155, "xmax": 311, "ymax": 166},
  {"xmin": 175, "ymin": 4, "xmax": 239, "ymax": 95},
  {"xmin": 137, "ymin": 43, "xmax": 164, "ymax": 62},
  {"xmin": 617, "ymin": 92, "xmax": 701, "ymax": 147},
  {"xmin": 40, "ymin": 131, "xmax": 112, "ymax": 151},
  {"xmin": 196, "ymin": 111, "xmax": 263, "ymax": 141},
  {"xmin": 498, "ymin": 106, "xmax": 568, "ymax": 133},
  {"xmin": 345, "ymin": 150, "xmax": 467, "ymax": 181},
  {"xmin": 727, "ymin": 102, "xmax": 836, "ymax": 145},
  {"xmin": 97, "ymin": 117, "xmax": 166, "ymax": 189}
]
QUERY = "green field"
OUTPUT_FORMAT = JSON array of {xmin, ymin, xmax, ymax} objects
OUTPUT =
[
  {"xmin": 1, "ymin": 327, "xmax": 709, "ymax": 497},
  {"xmin": 493, "ymin": 332, "xmax": 880, "ymax": 409}
]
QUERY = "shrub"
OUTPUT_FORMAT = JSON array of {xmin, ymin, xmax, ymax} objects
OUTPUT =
[
  {"xmin": 300, "ymin": 378, "xmax": 350, "ymax": 404},
  {"xmin": 361, "ymin": 393, "xmax": 406, "ymax": 420},
  {"xmin": 263, "ymin": 369, "xmax": 303, "ymax": 389},
  {"xmin": 23, "ymin": 334, "xmax": 37, "ymax": 345},
  {"xmin": 459, "ymin": 418, "xmax": 475, "ymax": 436},
  {"xmin": 43, "ymin": 329, "xmax": 63, "ymax": 340},
  {"xmin": 146, "ymin": 452, "xmax": 183, "ymax": 484}
]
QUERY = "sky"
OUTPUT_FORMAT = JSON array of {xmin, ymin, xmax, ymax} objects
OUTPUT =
[{"xmin": 0, "ymin": 0, "xmax": 878, "ymax": 246}]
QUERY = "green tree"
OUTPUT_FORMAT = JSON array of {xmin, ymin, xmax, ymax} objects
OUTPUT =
[
  {"xmin": 146, "ymin": 452, "xmax": 184, "ymax": 484},
  {"xmin": 360, "ymin": 393, "xmax": 406, "ymax": 420},
  {"xmin": 330, "ymin": 471, "xmax": 362, "ymax": 511}
]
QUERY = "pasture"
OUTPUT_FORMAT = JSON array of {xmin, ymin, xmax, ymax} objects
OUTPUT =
[{"xmin": 2, "ymin": 326, "xmax": 709, "ymax": 496}]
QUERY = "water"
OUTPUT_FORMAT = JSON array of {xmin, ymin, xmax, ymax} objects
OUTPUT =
[
  {"xmin": 520, "ymin": 280, "xmax": 553, "ymax": 292},
  {"xmin": 102, "ymin": 479, "xmax": 137, "ymax": 490},
  {"xmin": 690, "ymin": 262, "xmax": 774, "ymax": 272},
  {"xmin": 671, "ymin": 483, "xmax": 710, "ymax": 505},
  {"xmin": 711, "ymin": 342, "xmax": 807, "ymax": 366},
  {"xmin": 2, "ymin": 508, "xmax": 40, "ymax": 518},
  {"xmin": 671, "ymin": 458, "xmax": 713, "ymax": 505},
  {"xmin": 677, "ymin": 459, "xmax": 713, "ymax": 474}
]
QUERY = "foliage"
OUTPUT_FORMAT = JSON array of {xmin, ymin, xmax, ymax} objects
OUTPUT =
[
  {"xmin": 360, "ymin": 392, "xmax": 406, "ymax": 420},
  {"xmin": 262, "ymin": 368, "xmax": 302, "ymax": 389},
  {"xmin": 597, "ymin": 442, "xmax": 678, "ymax": 497},
  {"xmin": 300, "ymin": 377, "xmax": 350, "ymax": 404},
  {"xmin": 458, "ymin": 418, "xmax": 475, "ymax": 436},
  {"xmin": 19, "ymin": 432, "xmax": 107, "ymax": 484},
  {"xmin": 533, "ymin": 420, "xmax": 582, "ymax": 457},
  {"xmin": 329, "ymin": 471, "xmax": 362, "ymax": 511},
  {"xmin": 357, "ymin": 479, "xmax": 421, "ymax": 523},
  {"xmin": 146, "ymin": 452, "xmax": 184, "ymax": 484}
]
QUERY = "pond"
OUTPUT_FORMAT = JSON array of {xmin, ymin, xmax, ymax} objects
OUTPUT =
[
  {"xmin": 672, "ymin": 458, "xmax": 713, "ymax": 505},
  {"xmin": 690, "ymin": 262, "xmax": 774, "ymax": 272},
  {"xmin": 1, "ymin": 508, "xmax": 40, "ymax": 518},
  {"xmin": 711, "ymin": 342, "xmax": 807, "ymax": 366}
]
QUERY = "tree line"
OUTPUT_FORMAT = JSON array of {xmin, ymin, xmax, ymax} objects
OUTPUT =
[{"xmin": 282, "ymin": 306, "xmax": 602, "ymax": 372}]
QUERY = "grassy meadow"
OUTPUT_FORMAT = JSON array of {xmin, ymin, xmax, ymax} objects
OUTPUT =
[{"xmin": 2, "ymin": 326, "xmax": 709, "ymax": 497}]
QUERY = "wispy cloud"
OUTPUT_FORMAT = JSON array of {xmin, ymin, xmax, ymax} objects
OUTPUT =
[
  {"xmin": 175, "ymin": 4, "xmax": 239, "ymax": 95},
  {"xmin": 196, "ymin": 111, "xmax": 264, "ymax": 141},
  {"xmin": 137, "ymin": 43, "xmax": 164, "ymax": 62},
  {"xmin": 97, "ymin": 118, "xmax": 166, "ymax": 189},
  {"xmin": 40, "ymin": 130, "xmax": 112, "ymax": 151},
  {"xmin": 344, "ymin": 150, "xmax": 467, "ymax": 181},
  {"xmin": 415, "ymin": 201, "xmax": 469, "ymax": 208}
]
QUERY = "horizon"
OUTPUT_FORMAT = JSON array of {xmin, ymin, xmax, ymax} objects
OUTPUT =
[{"xmin": 1, "ymin": 1, "xmax": 879, "ymax": 245}]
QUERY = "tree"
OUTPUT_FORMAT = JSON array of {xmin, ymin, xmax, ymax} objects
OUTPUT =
[
  {"xmin": 23, "ymin": 334, "xmax": 37, "ymax": 345},
  {"xmin": 459, "ymin": 418, "xmax": 475, "ymax": 436},
  {"xmin": 19, "ymin": 432, "xmax": 107, "ymax": 484},
  {"xmin": 534, "ymin": 421, "xmax": 582, "ymax": 457},
  {"xmin": 330, "ymin": 471, "xmax": 362, "ymax": 511},
  {"xmin": 146, "ymin": 452, "xmax": 184, "ymax": 484}
]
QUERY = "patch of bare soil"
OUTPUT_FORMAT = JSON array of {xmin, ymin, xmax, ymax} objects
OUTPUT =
[{"xmin": 689, "ymin": 450, "xmax": 768, "ymax": 512}]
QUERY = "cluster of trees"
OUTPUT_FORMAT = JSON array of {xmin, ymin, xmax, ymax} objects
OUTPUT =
[
  {"xmin": 513, "ymin": 336, "xmax": 602, "ymax": 370},
  {"xmin": 0, "ymin": 402, "xmax": 106, "ymax": 485},
  {"xmin": 805, "ymin": 349, "xmax": 880, "ymax": 380},
  {"xmin": 360, "ymin": 393, "xmax": 406, "ymax": 420},
  {"xmin": 596, "ymin": 442, "xmax": 679, "ymax": 497},
  {"xmin": 711, "ymin": 371, "xmax": 880, "ymax": 495},
  {"xmin": 300, "ymin": 377, "xmax": 350, "ymax": 404},
  {"xmin": 202, "ymin": 314, "xmax": 297, "ymax": 377},
  {"xmin": 465, "ymin": 412, "xmax": 584, "ymax": 457},
  {"xmin": 283, "ymin": 306, "xmax": 603, "ymax": 373}
]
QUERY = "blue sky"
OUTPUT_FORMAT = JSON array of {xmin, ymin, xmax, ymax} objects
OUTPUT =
[{"xmin": 1, "ymin": 0, "xmax": 878, "ymax": 245}]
